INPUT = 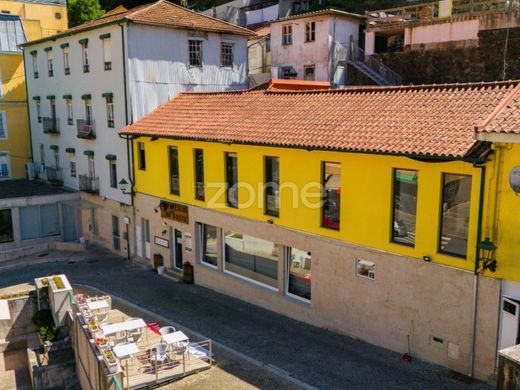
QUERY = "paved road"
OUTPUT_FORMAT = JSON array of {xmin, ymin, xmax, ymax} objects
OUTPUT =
[{"xmin": 0, "ymin": 249, "xmax": 492, "ymax": 390}]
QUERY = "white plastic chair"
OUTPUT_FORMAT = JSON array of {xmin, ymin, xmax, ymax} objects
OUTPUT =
[
  {"xmin": 149, "ymin": 342, "xmax": 169, "ymax": 371},
  {"xmin": 159, "ymin": 326, "xmax": 176, "ymax": 336}
]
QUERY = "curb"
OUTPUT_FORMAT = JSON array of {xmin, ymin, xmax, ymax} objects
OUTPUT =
[{"xmin": 75, "ymin": 283, "xmax": 318, "ymax": 390}]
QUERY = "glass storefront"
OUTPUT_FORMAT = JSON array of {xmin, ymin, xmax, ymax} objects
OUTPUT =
[{"xmin": 287, "ymin": 247, "xmax": 311, "ymax": 301}]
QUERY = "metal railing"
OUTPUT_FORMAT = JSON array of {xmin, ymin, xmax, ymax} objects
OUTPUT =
[
  {"xmin": 349, "ymin": 41, "xmax": 402, "ymax": 85},
  {"xmin": 366, "ymin": 0, "xmax": 517, "ymax": 29},
  {"xmin": 77, "ymin": 119, "xmax": 96, "ymax": 139},
  {"xmin": 43, "ymin": 117, "xmax": 60, "ymax": 134},
  {"xmin": 45, "ymin": 166, "xmax": 63, "ymax": 186},
  {"xmin": 79, "ymin": 174, "xmax": 100, "ymax": 194}
]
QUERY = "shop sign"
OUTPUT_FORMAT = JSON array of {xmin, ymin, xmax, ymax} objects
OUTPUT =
[
  {"xmin": 159, "ymin": 201, "xmax": 189, "ymax": 224},
  {"xmin": 185, "ymin": 233, "xmax": 192, "ymax": 252},
  {"xmin": 154, "ymin": 236, "xmax": 169, "ymax": 248}
]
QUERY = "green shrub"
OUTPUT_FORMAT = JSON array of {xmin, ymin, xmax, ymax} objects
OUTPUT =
[{"xmin": 32, "ymin": 309, "xmax": 60, "ymax": 342}]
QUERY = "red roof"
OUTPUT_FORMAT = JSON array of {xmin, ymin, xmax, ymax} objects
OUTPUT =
[
  {"xmin": 23, "ymin": 0, "xmax": 254, "ymax": 46},
  {"xmin": 121, "ymin": 81, "xmax": 520, "ymax": 158},
  {"xmin": 477, "ymin": 83, "xmax": 520, "ymax": 135}
]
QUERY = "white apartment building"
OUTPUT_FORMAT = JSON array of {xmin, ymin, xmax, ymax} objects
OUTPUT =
[
  {"xmin": 270, "ymin": 9, "xmax": 363, "ymax": 85},
  {"xmin": 23, "ymin": 0, "xmax": 252, "ymax": 257}
]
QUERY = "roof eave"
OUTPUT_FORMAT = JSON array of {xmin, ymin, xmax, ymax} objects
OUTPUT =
[{"xmin": 128, "ymin": 19, "xmax": 256, "ymax": 37}]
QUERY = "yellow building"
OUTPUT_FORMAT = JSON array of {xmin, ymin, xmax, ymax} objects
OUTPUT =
[
  {"xmin": 119, "ymin": 81, "xmax": 520, "ymax": 381},
  {"xmin": 0, "ymin": 0, "xmax": 67, "ymax": 180}
]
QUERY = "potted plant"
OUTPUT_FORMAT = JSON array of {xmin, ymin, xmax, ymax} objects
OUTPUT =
[{"xmin": 102, "ymin": 349, "xmax": 119, "ymax": 373}]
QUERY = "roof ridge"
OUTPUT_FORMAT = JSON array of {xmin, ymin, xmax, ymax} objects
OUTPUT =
[{"xmin": 475, "ymin": 82, "xmax": 520, "ymax": 132}]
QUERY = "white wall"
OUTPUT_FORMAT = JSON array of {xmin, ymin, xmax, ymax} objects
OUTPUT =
[{"xmin": 404, "ymin": 19, "xmax": 479, "ymax": 46}]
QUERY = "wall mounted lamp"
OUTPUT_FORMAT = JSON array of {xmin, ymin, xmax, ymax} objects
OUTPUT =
[{"xmin": 478, "ymin": 237, "xmax": 497, "ymax": 273}]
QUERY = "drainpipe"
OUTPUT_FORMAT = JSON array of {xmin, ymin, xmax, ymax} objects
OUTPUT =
[{"xmin": 21, "ymin": 48, "xmax": 34, "ymax": 164}]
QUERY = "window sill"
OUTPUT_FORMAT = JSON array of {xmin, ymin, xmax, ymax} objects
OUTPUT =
[
  {"xmin": 437, "ymin": 250, "xmax": 467, "ymax": 260},
  {"xmin": 321, "ymin": 225, "xmax": 340, "ymax": 232},
  {"xmin": 223, "ymin": 268, "xmax": 278, "ymax": 293},
  {"xmin": 285, "ymin": 292, "xmax": 311, "ymax": 307},
  {"xmin": 199, "ymin": 261, "xmax": 218, "ymax": 271}
]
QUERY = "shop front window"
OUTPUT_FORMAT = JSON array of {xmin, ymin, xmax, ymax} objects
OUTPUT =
[
  {"xmin": 286, "ymin": 247, "xmax": 311, "ymax": 301},
  {"xmin": 199, "ymin": 223, "xmax": 217, "ymax": 267},
  {"xmin": 0, "ymin": 209, "xmax": 13, "ymax": 243}
]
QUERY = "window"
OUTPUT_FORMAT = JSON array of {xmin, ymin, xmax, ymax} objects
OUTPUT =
[
  {"xmin": 305, "ymin": 21, "xmax": 316, "ymax": 42},
  {"xmin": 36, "ymin": 100, "xmax": 42, "ymax": 123},
  {"xmin": 70, "ymin": 160, "xmax": 76, "ymax": 177},
  {"xmin": 80, "ymin": 40, "xmax": 89, "ymax": 72},
  {"xmin": 55, "ymin": 12, "xmax": 62, "ymax": 19},
  {"xmin": 264, "ymin": 156, "xmax": 279, "ymax": 217},
  {"xmin": 85, "ymin": 99, "xmax": 93, "ymax": 124},
  {"xmin": 20, "ymin": 204, "xmax": 60, "ymax": 240},
  {"xmin": 286, "ymin": 247, "xmax": 311, "ymax": 301},
  {"xmin": 191, "ymin": 148, "xmax": 205, "ymax": 201},
  {"xmin": 224, "ymin": 231, "xmax": 278, "ymax": 289},
  {"xmin": 90, "ymin": 209, "xmax": 98, "ymax": 235},
  {"xmin": 188, "ymin": 40, "xmax": 202, "ymax": 67},
  {"xmin": 303, "ymin": 65, "xmax": 315, "ymax": 81},
  {"xmin": 169, "ymin": 146, "xmax": 180, "ymax": 195},
  {"xmin": 50, "ymin": 98, "xmax": 56, "ymax": 122},
  {"xmin": 322, "ymin": 162, "xmax": 341, "ymax": 230},
  {"xmin": 282, "ymin": 24, "xmax": 292, "ymax": 45},
  {"xmin": 66, "ymin": 99, "xmax": 73, "ymax": 125},
  {"xmin": 102, "ymin": 37, "xmax": 112, "ymax": 70},
  {"xmin": 46, "ymin": 49, "xmax": 53, "ymax": 77},
  {"xmin": 225, "ymin": 152, "xmax": 238, "ymax": 208},
  {"xmin": 0, "ymin": 209, "xmax": 13, "ymax": 243},
  {"xmin": 106, "ymin": 96, "xmax": 114, "ymax": 128},
  {"xmin": 356, "ymin": 258, "xmax": 375, "ymax": 280},
  {"xmin": 52, "ymin": 147, "xmax": 59, "ymax": 168},
  {"xmin": 0, "ymin": 152, "xmax": 10, "ymax": 179},
  {"xmin": 138, "ymin": 142, "xmax": 146, "ymax": 170},
  {"xmin": 112, "ymin": 215, "xmax": 120, "ymax": 251},
  {"xmin": 39, "ymin": 143, "xmax": 45, "ymax": 166},
  {"xmin": 31, "ymin": 51, "xmax": 38, "ymax": 78},
  {"xmin": 439, "ymin": 174, "xmax": 472, "ymax": 258},
  {"xmin": 199, "ymin": 223, "xmax": 217, "ymax": 267},
  {"xmin": 109, "ymin": 160, "xmax": 117, "ymax": 188},
  {"xmin": 392, "ymin": 169, "xmax": 418, "ymax": 246},
  {"xmin": 63, "ymin": 46, "xmax": 70, "ymax": 75},
  {"xmin": 221, "ymin": 42, "xmax": 233, "ymax": 67},
  {"xmin": 0, "ymin": 111, "xmax": 6, "ymax": 138}
]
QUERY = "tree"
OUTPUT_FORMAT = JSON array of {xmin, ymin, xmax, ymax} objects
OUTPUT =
[{"xmin": 68, "ymin": 0, "xmax": 106, "ymax": 27}]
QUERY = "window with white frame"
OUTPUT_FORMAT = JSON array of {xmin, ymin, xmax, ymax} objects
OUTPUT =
[
  {"xmin": 31, "ymin": 51, "xmax": 38, "ymax": 78},
  {"xmin": 0, "ymin": 152, "xmax": 10, "ymax": 179},
  {"xmin": 102, "ymin": 37, "xmax": 111, "ymax": 70},
  {"xmin": 105, "ymin": 95, "xmax": 114, "ymax": 128},
  {"xmin": 221, "ymin": 42, "xmax": 233, "ymax": 67},
  {"xmin": 356, "ymin": 258, "xmax": 375, "ymax": 280},
  {"xmin": 66, "ymin": 98, "xmax": 73, "ymax": 125},
  {"xmin": 80, "ymin": 40, "xmax": 89, "ymax": 72},
  {"xmin": 46, "ymin": 48, "xmax": 53, "ymax": 77},
  {"xmin": 109, "ymin": 160, "xmax": 117, "ymax": 188},
  {"xmin": 286, "ymin": 247, "xmax": 311, "ymax": 301},
  {"xmin": 0, "ymin": 111, "xmax": 6, "ymax": 139},
  {"xmin": 70, "ymin": 159, "xmax": 76, "ymax": 177},
  {"xmin": 85, "ymin": 99, "xmax": 93, "ymax": 124},
  {"xmin": 305, "ymin": 21, "xmax": 316, "ymax": 42},
  {"xmin": 188, "ymin": 39, "xmax": 202, "ymax": 67},
  {"xmin": 35, "ymin": 99, "xmax": 41, "ymax": 123},
  {"xmin": 62, "ymin": 45, "xmax": 70, "ymax": 75},
  {"xmin": 198, "ymin": 223, "xmax": 217, "ymax": 267},
  {"xmin": 282, "ymin": 24, "xmax": 292, "ymax": 45}
]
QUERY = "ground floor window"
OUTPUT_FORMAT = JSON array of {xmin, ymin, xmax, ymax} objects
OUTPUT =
[
  {"xmin": 286, "ymin": 247, "xmax": 311, "ymax": 301},
  {"xmin": 198, "ymin": 223, "xmax": 217, "ymax": 267},
  {"xmin": 0, "ymin": 208, "xmax": 13, "ymax": 243},
  {"xmin": 224, "ymin": 231, "xmax": 278, "ymax": 289},
  {"xmin": 20, "ymin": 204, "xmax": 60, "ymax": 240}
]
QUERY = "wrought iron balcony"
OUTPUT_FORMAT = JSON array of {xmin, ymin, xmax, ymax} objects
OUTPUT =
[
  {"xmin": 77, "ymin": 119, "xmax": 96, "ymax": 139},
  {"xmin": 42, "ymin": 117, "xmax": 60, "ymax": 134},
  {"xmin": 45, "ymin": 166, "xmax": 63, "ymax": 186},
  {"xmin": 79, "ymin": 174, "xmax": 100, "ymax": 194}
]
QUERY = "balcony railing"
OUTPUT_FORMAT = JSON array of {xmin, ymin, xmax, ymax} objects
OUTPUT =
[
  {"xmin": 77, "ymin": 119, "xmax": 96, "ymax": 139},
  {"xmin": 79, "ymin": 174, "xmax": 100, "ymax": 194},
  {"xmin": 45, "ymin": 166, "xmax": 63, "ymax": 186},
  {"xmin": 43, "ymin": 117, "xmax": 60, "ymax": 134}
]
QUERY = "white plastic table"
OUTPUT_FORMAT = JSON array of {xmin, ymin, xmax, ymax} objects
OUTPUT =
[
  {"xmin": 161, "ymin": 330, "xmax": 189, "ymax": 344},
  {"xmin": 113, "ymin": 342, "xmax": 140, "ymax": 359},
  {"xmin": 101, "ymin": 318, "xmax": 147, "ymax": 336},
  {"xmin": 87, "ymin": 300, "xmax": 109, "ymax": 311}
]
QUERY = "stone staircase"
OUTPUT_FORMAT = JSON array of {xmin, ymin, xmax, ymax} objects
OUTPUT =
[{"xmin": 347, "ymin": 42, "xmax": 402, "ymax": 85}]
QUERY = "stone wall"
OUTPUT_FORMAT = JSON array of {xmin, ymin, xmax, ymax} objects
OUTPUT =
[
  {"xmin": 498, "ymin": 345, "xmax": 520, "ymax": 390},
  {"xmin": 377, "ymin": 28, "xmax": 520, "ymax": 84}
]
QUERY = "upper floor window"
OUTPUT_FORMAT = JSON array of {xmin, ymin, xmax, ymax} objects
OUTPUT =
[
  {"xmin": 80, "ymin": 39, "xmax": 89, "ymax": 73},
  {"xmin": 322, "ymin": 162, "xmax": 340, "ymax": 230},
  {"xmin": 31, "ymin": 51, "xmax": 38, "ymax": 78},
  {"xmin": 109, "ymin": 160, "xmax": 117, "ymax": 188},
  {"xmin": 194, "ymin": 148, "xmax": 205, "ymax": 201},
  {"xmin": 392, "ymin": 169, "xmax": 418, "ymax": 246},
  {"xmin": 221, "ymin": 42, "xmax": 233, "ymax": 67},
  {"xmin": 45, "ymin": 48, "xmax": 53, "ymax": 77},
  {"xmin": 65, "ymin": 97, "xmax": 73, "ymax": 125},
  {"xmin": 0, "ymin": 111, "xmax": 6, "ymax": 139},
  {"xmin": 225, "ymin": 152, "xmax": 238, "ymax": 208},
  {"xmin": 303, "ymin": 65, "xmax": 315, "ymax": 81},
  {"xmin": 34, "ymin": 98, "xmax": 42, "ymax": 123},
  {"xmin": 188, "ymin": 39, "xmax": 202, "ymax": 67},
  {"xmin": 61, "ymin": 44, "xmax": 70, "ymax": 75},
  {"xmin": 101, "ymin": 34, "xmax": 112, "ymax": 70},
  {"xmin": 264, "ymin": 156, "xmax": 279, "ymax": 217},
  {"xmin": 305, "ymin": 21, "xmax": 316, "ymax": 42},
  {"xmin": 39, "ymin": 143, "xmax": 45, "ymax": 166},
  {"xmin": 49, "ymin": 98, "xmax": 56, "ymax": 120},
  {"xmin": 103, "ymin": 93, "xmax": 114, "ymax": 128},
  {"xmin": 0, "ymin": 152, "xmax": 10, "ymax": 179},
  {"xmin": 84, "ymin": 98, "xmax": 93, "ymax": 124},
  {"xmin": 169, "ymin": 146, "xmax": 180, "ymax": 195},
  {"xmin": 282, "ymin": 24, "xmax": 292, "ymax": 45},
  {"xmin": 439, "ymin": 173, "xmax": 472, "ymax": 258},
  {"xmin": 138, "ymin": 142, "xmax": 146, "ymax": 171}
]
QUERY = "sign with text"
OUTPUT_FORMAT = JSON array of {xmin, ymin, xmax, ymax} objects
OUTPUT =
[
  {"xmin": 159, "ymin": 201, "xmax": 189, "ymax": 224},
  {"xmin": 154, "ymin": 236, "xmax": 169, "ymax": 248}
]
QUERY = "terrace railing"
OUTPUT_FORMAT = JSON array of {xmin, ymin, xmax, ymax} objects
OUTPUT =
[
  {"xmin": 79, "ymin": 174, "xmax": 99, "ymax": 194},
  {"xmin": 45, "ymin": 166, "xmax": 63, "ymax": 186},
  {"xmin": 348, "ymin": 41, "xmax": 402, "ymax": 85},
  {"xmin": 77, "ymin": 119, "xmax": 96, "ymax": 139}
]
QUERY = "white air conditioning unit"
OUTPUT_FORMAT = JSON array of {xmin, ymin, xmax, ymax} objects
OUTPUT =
[{"xmin": 25, "ymin": 162, "xmax": 35, "ymax": 180}]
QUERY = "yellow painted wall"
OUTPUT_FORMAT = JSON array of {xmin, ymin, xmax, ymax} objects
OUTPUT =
[{"xmin": 133, "ymin": 138, "xmax": 483, "ymax": 273}]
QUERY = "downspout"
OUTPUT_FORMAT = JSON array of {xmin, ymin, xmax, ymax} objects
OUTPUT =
[
  {"xmin": 470, "ymin": 163, "xmax": 486, "ymax": 378},
  {"xmin": 21, "ymin": 48, "xmax": 34, "ymax": 164}
]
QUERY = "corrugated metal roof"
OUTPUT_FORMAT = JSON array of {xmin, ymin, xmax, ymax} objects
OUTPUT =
[{"xmin": 0, "ymin": 14, "xmax": 26, "ymax": 53}]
